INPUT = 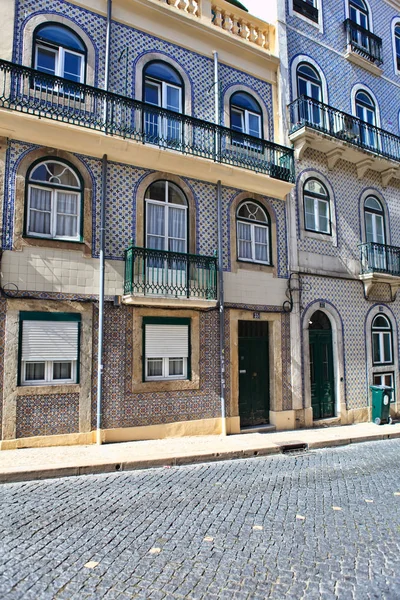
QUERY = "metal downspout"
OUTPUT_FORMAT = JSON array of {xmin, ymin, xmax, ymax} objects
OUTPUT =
[
  {"xmin": 96, "ymin": 0, "xmax": 112, "ymax": 445},
  {"xmin": 213, "ymin": 51, "xmax": 226, "ymax": 436}
]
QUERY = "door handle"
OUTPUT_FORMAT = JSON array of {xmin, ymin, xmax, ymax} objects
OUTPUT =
[{"xmin": 239, "ymin": 370, "xmax": 246, "ymax": 374}]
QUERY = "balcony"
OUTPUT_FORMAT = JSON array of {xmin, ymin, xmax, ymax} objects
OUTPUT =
[
  {"xmin": 344, "ymin": 19, "xmax": 383, "ymax": 74},
  {"xmin": 359, "ymin": 242, "xmax": 400, "ymax": 299},
  {"xmin": 123, "ymin": 246, "xmax": 218, "ymax": 307},
  {"xmin": 289, "ymin": 96, "xmax": 400, "ymax": 186},
  {"xmin": 0, "ymin": 60, "xmax": 294, "ymax": 193},
  {"xmin": 293, "ymin": 0, "xmax": 319, "ymax": 23}
]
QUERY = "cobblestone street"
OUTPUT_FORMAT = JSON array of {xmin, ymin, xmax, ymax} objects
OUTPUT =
[{"xmin": 1, "ymin": 439, "xmax": 400, "ymax": 599}]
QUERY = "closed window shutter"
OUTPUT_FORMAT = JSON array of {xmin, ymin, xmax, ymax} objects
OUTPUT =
[
  {"xmin": 22, "ymin": 321, "xmax": 79, "ymax": 362},
  {"xmin": 145, "ymin": 325, "xmax": 189, "ymax": 358}
]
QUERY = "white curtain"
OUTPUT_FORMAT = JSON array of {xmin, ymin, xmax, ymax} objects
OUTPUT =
[
  {"xmin": 29, "ymin": 187, "xmax": 52, "ymax": 234},
  {"xmin": 147, "ymin": 203, "xmax": 165, "ymax": 249},
  {"xmin": 254, "ymin": 225, "xmax": 268, "ymax": 263},
  {"xmin": 168, "ymin": 206, "xmax": 186, "ymax": 253},
  {"xmin": 56, "ymin": 192, "xmax": 78, "ymax": 237},
  {"xmin": 237, "ymin": 222, "xmax": 252, "ymax": 259}
]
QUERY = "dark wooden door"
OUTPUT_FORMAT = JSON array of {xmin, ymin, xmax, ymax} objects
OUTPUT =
[
  {"xmin": 239, "ymin": 336, "xmax": 269, "ymax": 427},
  {"xmin": 309, "ymin": 330, "xmax": 335, "ymax": 419}
]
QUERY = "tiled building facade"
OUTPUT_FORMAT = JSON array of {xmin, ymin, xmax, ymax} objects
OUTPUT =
[
  {"xmin": 0, "ymin": 0, "xmax": 296, "ymax": 447},
  {"xmin": 283, "ymin": 0, "xmax": 400, "ymax": 425},
  {"xmin": 1, "ymin": 0, "xmax": 398, "ymax": 450}
]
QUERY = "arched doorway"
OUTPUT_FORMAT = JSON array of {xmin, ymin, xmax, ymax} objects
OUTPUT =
[{"xmin": 309, "ymin": 310, "xmax": 335, "ymax": 419}]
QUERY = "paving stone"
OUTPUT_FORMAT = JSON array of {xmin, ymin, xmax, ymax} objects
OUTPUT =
[{"xmin": 1, "ymin": 440, "xmax": 400, "ymax": 599}]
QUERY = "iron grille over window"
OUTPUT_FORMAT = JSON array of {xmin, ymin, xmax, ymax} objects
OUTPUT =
[{"xmin": 293, "ymin": 0, "xmax": 319, "ymax": 24}]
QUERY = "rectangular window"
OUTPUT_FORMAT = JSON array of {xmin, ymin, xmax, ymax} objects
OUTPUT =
[
  {"xmin": 293, "ymin": 0, "xmax": 319, "ymax": 24},
  {"xmin": 304, "ymin": 196, "xmax": 330, "ymax": 234},
  {"xmin": 373, "ymin": 372, "xmax": 394, "ymax": 391},
  {"xmin": 19, "ymin": 313, "xmax": 80, "ymax": 385},
  {"xmin": 372, "ymin": 331, "xmax": 392, "ymax": 365},
  {"xmin": 27, "ymin": 186, "xmax": 81, "ymax": 241},
  {"xmin": 143, "ymin": 318, "xmax": 190, "ymax": 381}
]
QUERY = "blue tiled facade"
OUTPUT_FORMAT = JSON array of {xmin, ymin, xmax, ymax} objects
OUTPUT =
[
  {"xmin": 0, "ymin": 0, "xmax": 293, "ymax": 443},
  {"xmin": 287, "ymin": 0, "xmax": 400, "ymax": 419}
]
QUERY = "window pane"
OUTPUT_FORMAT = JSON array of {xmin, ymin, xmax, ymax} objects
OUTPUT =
[
  {"xmin": 365, "ymin": 212, "xmax": 374, "ymax": 242},
  {"xmin": 248, "ymin": 113, "xmax": 261, "ymax": 138},
  {"xmin": 147, "ymin": 358, "xmax": 163, "ymax": 377},
  {"xmin": 166, "ymin": 85, "xmax": 180, "ymax": 112},
  {"xmin": 56, "ymin": 192, "xmax": 78, "ymax": 237},
  {"xmin": 372, "ymin": 333, "xmax": 380, "ymax": 363},
  {"xmin": 36, "ymin": 47, "xmax": 56, "ymax": 75},
  {"xmin": 231, "ymin": 109, "xmax": 244, "ymax": 132},
  {"xmin": 237, "ymin": 222, "xmax": 252, "ymax": 259},
  {"xmin": 383, "ymin": 332, "xmax": 392, "ymax": 362},
  {"xmin": 254, "ymin": 225, "xmax": 268, "ymax": 263},
  {"xmin": 53, "ymin": 362, "xmax": 72, "ymax": 379},
  {"xmin": 29, "ymin": 188, "xmax": 52, "ymax": 235},
  {"xmin": 168, "ymin": 207, "xmax": 186, "ymax": 253},
  {"xmin": 169, "ymin": 358, "xmax": 184, "ymax": 376},
  {"xmin": 63, "ymin": 52, "xmax": 82, "ymax": 82},
  {"xmin": 144, "ymin": 81, "xmax": 160, "ymax": 106},
  {"xmin": 317, "ymin": 200, "xmax": 329, "ymax": 233},
  {"xmin": 304, "ymin": 196, "xmax": 316, "ymax": 230},
  {"xmin": 147, "ymin": 203, "xmax": 165, "ymax": 249},
  {"xmin": 26, "ymin": 362, "xmax": 45, "ymax": 381}
]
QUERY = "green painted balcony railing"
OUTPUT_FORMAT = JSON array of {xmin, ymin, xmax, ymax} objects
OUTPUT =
[
  {"xmin": 0, "ymin": 59, "xmax": 294, "ymax": 183},
  {"xmin": 124, "ymin": 246, "xmax": 218, "ymax": 300},
  {"xmin": 289, "ymin": 96, "xmax": 400, "ymax": 164},
  {"xmin": 359, "ymin": 242, "xmax": 400, "ymax": 277}
]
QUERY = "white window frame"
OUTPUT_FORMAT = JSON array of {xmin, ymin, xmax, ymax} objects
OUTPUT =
[
  {"xmin": 22, "ymin": 360, "xmax": 76, "ymax": 385},
  {"xmin": 372, "ymin": 316, "xmax": 393, "ymax": 365},
  {"xmin": 27, "ymin": 184, "xmax": 81, "ymax": 241},
  {"xmin": 289, "ymin": 0, "xmax": 324, "ymax": 32},
  {"xmin": 145, "ymin": 356, "xmax": 187, "ymax": 381},
  {"xmin": 231, "ymin": 106, "xmax": 262, "ymax": 139},
  {"xmin": 35, "ymin": 42, "xmax": 85, "ymax": 83},
  {"xmin": 392, "ymin": 20, "xmax": 400, "ymax": 75},
  {"xmin": 236, "ymin": 202, "xmax": 270, "ymax": 266},
  {"xmin": 304, "ymin": 195, "xmax": 330, "ymax": 234}
]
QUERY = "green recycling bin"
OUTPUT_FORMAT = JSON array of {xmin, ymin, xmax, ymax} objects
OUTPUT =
[{"xmin": 370, "ymin": 385, "xmax": 393, "ymax": 425}]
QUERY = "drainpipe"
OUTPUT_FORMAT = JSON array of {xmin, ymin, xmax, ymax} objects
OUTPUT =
[
  {"xmin": 96, "ymin": 0, "xmax": 112, "ymax": 445},
  {"xmin": 96, "ymin": 154, "xmax": 107, "ymax": 445},
  {"xmin": 214, "ymin": 51, "xmax": 226, "ymax": 436},
  {"xmin": 217, "ymin": 180, "xmax": 226, "ymax": 437}
]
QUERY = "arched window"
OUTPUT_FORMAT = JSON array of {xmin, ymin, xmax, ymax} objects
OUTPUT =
[
  {"xmin": 308, "ymin": 310, "xmax": 331, "ymax": 330},
  {"xmin": 349, "ymin": 0, "xmax": 370, "ymax": 30},
  {"xmin": 303, "ymin": 179, "xmax": 330, "ymax": 234},
  {"xmin": 355, "ymin": 90, "xmax": 377, "ymax": 148},
  {"xmin": 296, "ymin": 63, "xmax": 323, "ymax": 125},
  {"xmin": 395, "ymin": 23, "xmax": 400, "ymax": 72},
  {"xmin": 372, "ymin": 315, "xmax": 393, "ymax": 365},
  {"xmin": 236, "ymin": 201, "xmax": 270, "ymax": 265},
  {"xmin": 230, "ymin": 92, "xmax": 262, "ymax": 138},
  {"xmin": 33, "ymin": 23, "xmax": 86, "ymax": 83},
  {"xmin": 145, "ymin": 181, "xmax": 187, "ymax": 253},
  {"xmin": 364, "ymin": 196, "xmax": 385, "ymax": 245},
  {"xmin": 26, "ymin": 159, "xmax": 83, "ymax": 241},
  {"xmin": 143, "ymin": 62, "xmax": 183, "ymax": 144},
  {"xmin": 296, "ymin": 63, "xmax": 322, "ymax": 101}
]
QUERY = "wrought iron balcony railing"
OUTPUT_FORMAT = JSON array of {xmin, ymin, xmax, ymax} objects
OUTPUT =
[
  {"xmin": 359, "ymin": 242, "xmax": 400, "ymax": 277},
  {"xmin": 124, "ymin": 246, "xmax": 218, "ymax": 300},
  {"xmin": 344, "ymin": 19, "xmax": 383, "ymax": 65},
  {"xmin": 293, "ymin": 0, "xmax": 319, "ymax": 23},
  {"xmin": 0, "ymin": 59, "xmax": 294, "ymax": 183},
  {"xmin": 289, "ymin": 96, "xmax": 400, "ymax": 163}
]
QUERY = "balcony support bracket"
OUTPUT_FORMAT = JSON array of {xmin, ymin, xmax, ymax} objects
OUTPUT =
[
  {"xmin": 293, "ymin": 132, "xmax": 315, "ymax": 161},
  {"xmin": 381, "ymin": 167, "xmax": 399, "ymax": 188},
  {"xmin": 356, "ymin": 158, "xmax": 374, "ymax": 180},
  {"xmin": 360, "ymin": 274, "xmax": 400, "ymax": 302},
  {"xmin": 326, "ymin": 148, "xmax": 345, "ymax": 170}
]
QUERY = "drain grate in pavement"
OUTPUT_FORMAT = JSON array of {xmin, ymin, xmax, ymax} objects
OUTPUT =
[{"xmin": 279, "ymin": 443, "xmax": 309, "ymax": 456}]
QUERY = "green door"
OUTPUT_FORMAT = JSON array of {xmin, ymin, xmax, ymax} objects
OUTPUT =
[
  {"xmin": 309, "ymin": 330, "xmax": 335, "ymax": 419},
  {"xmin": 238, "ymin": 322, "xmax": 270, "ymax": 427}
]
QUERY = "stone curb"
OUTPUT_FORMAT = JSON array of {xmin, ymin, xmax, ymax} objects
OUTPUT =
[{"xmin": 1, "ymin": 431, "xmax": 399, "ymax": 484}]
